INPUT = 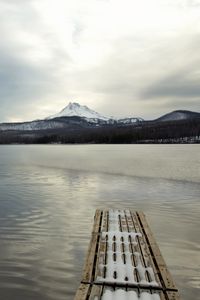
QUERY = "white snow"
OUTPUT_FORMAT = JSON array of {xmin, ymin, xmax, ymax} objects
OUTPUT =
[
  {"xmin": 100, "ymin": 289, "xmax": 161, "ymax": 300},
  {"xmin": 0, "ymin": 102, "xmax": 144, "ymax": 130},
  {"xmin": 94, "ymin": 209, "xmax": 161, "ymax": 300},
  {"xmin": 96, "ymin": 210, "xmax": 159, "ymax": 287},
  {"xmin": 0, "ymin": 120, "xmax": 65, "ymax": 131},
  {"xmin": 46, "ymin": 102, "xmax": 110, "ymax": 121},
  {"xmin": 46, "ymin": 102, "xmax": 143, "ymax": 124},
  {"xmin": 118, "ymin": 117, "xmax": 144, "ymax": 124}
]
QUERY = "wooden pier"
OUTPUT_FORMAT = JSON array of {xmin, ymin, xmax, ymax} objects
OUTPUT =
[{"xmin": 74, "ymin": 209, "xmax": 180, "ymax": 300}]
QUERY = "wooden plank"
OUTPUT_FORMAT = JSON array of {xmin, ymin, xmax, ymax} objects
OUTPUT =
[
  {"xmin": 74, "ymin": 210, "xmax": 181, "ymax": 300},
  {"xmin": 120, "ymin": 210, "xmax": 129, "ymax": 232},
  {"xmin": 94, "ymin": 210, "xmax": 162, "ymax": 289},
  {"xmin": 94, "ymin": 234, "xmax": 107, "ymax": 279},
  {"xmin": 101, "ymin": 210, "xmax": 109, "ymax": 232},
  {"xmin": 74, "ymin": 283, "xmax": 90, "ymax": 300},
  {"xmin": 159, "ymin": 291, "xmax": 168, "ymax": 300},
  {"xmin": 93, "ymin": 210, "xmax": 107, "ymax": 280},
  {"xmin": 73, "ymin": 284, "xmax": 180, "ymax": 300},
  {"xmin": 166, "ymin": 290, "xmax": 181, "ymax": 300},
  {"xmin": 92, "ymin": 209, "xmax": 102, "ymax": 234},
  {"xmin": 88, "ymin": 284, "xmax": 104, "ymax": 299},
  {"xmin": 74, "ymin": 284, "xmax": 103, "ymax": 300},
  {"xmin": 152, "ymin": 290, "xmax": 180, "ymax": 300},
  {"xmin": 81, "ymin": 210, "xmax": 103, "ymax": 283},
  {"xmin": 130, "ymin": 211, "xmax": 162, "ymax": 287},
  {"xmin": 81, "ymin": 233, "xmax": 99, "ymax": 283},
  {"xmin": 136, "ymin": 211, "xmax": 178, "ymax": 291},
  {"xmin": 124, "ymin": 210, "xmax": 136, "ymax": 232}
]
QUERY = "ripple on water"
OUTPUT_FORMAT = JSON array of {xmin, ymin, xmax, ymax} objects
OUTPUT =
[{"xmin": 0, "ymin": 145, "xmax": 199, "ymax": 300}]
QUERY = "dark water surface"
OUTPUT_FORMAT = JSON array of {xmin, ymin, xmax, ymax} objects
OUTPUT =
[{"xmin": 0, "ymin": 145, "xmax": 199, "ymax": 300}]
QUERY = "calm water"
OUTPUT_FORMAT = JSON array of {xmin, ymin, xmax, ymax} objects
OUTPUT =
[{"xmin": 0, "ymin": 145, "xmax": 199, "ymax": 300}]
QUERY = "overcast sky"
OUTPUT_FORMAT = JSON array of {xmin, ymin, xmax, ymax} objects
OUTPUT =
[{"xmin": 0, "ymin": 0, "xmax": 200, "ymax": 122}]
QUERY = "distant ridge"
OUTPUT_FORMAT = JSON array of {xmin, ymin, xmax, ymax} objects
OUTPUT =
[
  {"xmin": 155, "ymin": 110, "xmax": 200, "ymax": 122},
  {"xmin": 0, "ymin": 102, "xmax": 199, "ymax": 133},
  {"xmin": 0, "ymin": 102, "xmax": 199, "ymax": 144}
]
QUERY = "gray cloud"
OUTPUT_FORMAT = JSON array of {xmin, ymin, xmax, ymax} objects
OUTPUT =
[
  {"xmin": 0, "ymin": 0, "xmax": 73, "ymax": 120},
  {"xmin": 0, "ymin": 44, "xmax": 71, "ymax": 121},
  {"xmin": 0, "ymin": 0, "xmax": 200, "ymax": 121},
  {"xmin": 66, "ymin": 33, "xmax": 200, "ymax": 118},
  {"xmin": 187, "ymin": 0, "xmax": 200, "ymax": 8},
  {"xmin": 141, "ymin": 69, "xmax": 200, "ymax": 99}
]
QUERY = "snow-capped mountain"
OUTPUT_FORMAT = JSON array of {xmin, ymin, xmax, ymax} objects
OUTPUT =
[
  {"xmin": 0, "ymin": 101, "xmax": 143, "ymax": 131},
  {"xmin": 46, "ymin": 102, "xmax": 144, "ymax": 125},
  {"xmin": 1, "ymin": 102, "xmax": 199, "ymax": 133},
  {"xmin": 47, "ymin": 102, "xmax": 110, "ymax": 121}
]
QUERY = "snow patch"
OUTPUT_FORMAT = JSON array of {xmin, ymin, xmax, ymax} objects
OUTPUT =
[
  {"xmin": 100, "ymin": 289, "xmax": 161, "ymax": 300},
  {"xmin": 46, "ymin": 102, "xmax": 110, "ymax": 121},
  {"xmin": 96, "ymin": 210, "xmax": 159, "ymax": 287}
]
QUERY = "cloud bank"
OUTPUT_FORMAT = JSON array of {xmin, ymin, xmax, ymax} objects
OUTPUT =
[{"xmin": 0, "ymin": 0, "xmax": 200, "ymax": 121}]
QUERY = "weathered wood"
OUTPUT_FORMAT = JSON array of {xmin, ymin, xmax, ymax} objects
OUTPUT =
[
  {"xmin": 136, "ymin": 211, "xmax": 178, "ymax": 291},
  {"xmin": 88, "ymin": 284, "xmax": 103, "ymax": 299},
  {"xmin": 130, "ymin": 211, "xmax": 162, "ymax": 287},
  {"xmin": 81, "ymin": 210, "xmax": 102, "ymax": 283},
  {"xmin": 166, "ymin": 290, "xmax": 181, "ymax": 300},
  {"xmin": 74, "ymin": 285, "xmax": 180, "ymax": 300},
  {"xmin": 81, "ymin": 233, "xmax": 100, "ymax": 283},
  {"xmin": 92, "ymin": 209, "xmax": 102, "ymax": 234},
  {"xmin": 74, "ymin": 209, "xmax": 181, "ymax": 300},
  {"xmin": 74, "ymin": 284, "xmax": 90, "ymax": 300},
  {"xmin": 94, "ymin": 234, "xmax": 107, "ymax": 279},
  {"xmin": 101, "ymin": 210, "xmax": 109, "ymax": 232}
]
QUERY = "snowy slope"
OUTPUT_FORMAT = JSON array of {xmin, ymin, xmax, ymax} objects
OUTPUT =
[
  {"xmin": 46, "ymin": 102, "xmax": 144, "ymax": 124},
  {"xmin": 0, "ymin": 120, "xmax": 67, "ymax": 131},
  {"xmin": 0, "ymin": 105, "xmax": 199, "ymax": 132},
  {"xmin": 118, "ymin": 117, "xmax": 144, "ymax": 124},
  {"xmin": 47, "ymin": 102, "xmax": 110, "ymax": 121}
]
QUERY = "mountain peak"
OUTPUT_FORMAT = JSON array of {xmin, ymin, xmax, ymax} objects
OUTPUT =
[
  {"xmin": 68, "ymin": 102, "xmax": 80, "ymax": 108},
  {"xmin": 61, "ymin": 102, "xmax": 80, "ymax": 111},
  {"xmin": 47, "ymin": 101, "xmax": 110, "ymax": 121}
]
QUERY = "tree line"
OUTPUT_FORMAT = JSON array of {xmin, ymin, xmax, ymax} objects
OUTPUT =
[{"xmin": 0, "ymin": 118, "xmax": 199, "ymax": 144}]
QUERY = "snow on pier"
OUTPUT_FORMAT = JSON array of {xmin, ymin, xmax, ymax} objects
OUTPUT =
[{"xmin": 74, "ymin": 209, "xmax": 180, "ymax": 300}]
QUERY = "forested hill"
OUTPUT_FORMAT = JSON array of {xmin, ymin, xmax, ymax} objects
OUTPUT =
[{"xmin": 0, "ymin": 117, "xmax": 199, "ymax": 144}]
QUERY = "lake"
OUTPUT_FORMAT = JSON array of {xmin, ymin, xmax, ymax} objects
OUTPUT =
[{"xmin": 0, "ymin": 145, "xmax": 199, "ymax": 300}]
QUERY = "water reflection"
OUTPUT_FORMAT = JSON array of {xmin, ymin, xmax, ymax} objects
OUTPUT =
[{"xmin": 0, "ymin": 145, "xmax": 199, "ymax": 300}]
